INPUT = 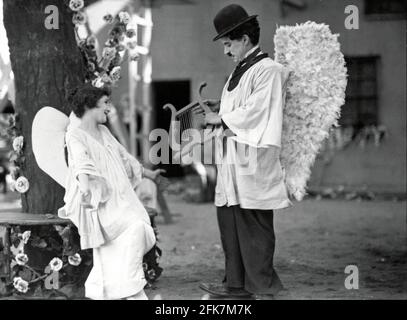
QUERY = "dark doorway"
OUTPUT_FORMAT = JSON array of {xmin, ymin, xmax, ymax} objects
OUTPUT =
[{"xmin": 152, "ymin": 80, "xmax": 190, "ymax": 177}]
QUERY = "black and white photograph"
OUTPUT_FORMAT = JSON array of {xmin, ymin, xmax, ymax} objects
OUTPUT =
[{"xmin": 0, "ymin": 0, "xmax": 405, "ymax": 307}]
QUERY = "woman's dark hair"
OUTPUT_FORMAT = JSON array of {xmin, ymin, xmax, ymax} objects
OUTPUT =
[
  {"xmin": 227, "ymin": 18, "xmax": 260, "ymax": 45},
  {"xmin": 68, "ymin": 84, "xmax": 111, "ymax": 118}
]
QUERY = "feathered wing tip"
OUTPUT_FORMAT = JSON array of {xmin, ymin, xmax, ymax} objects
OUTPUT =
[
  {"xmin": 274, "ymin": 21, "xmax": 348, "ymax": 201},
  {"xmin": 32, "ymin": 107, "xmax": 70, "ymax": 188}
]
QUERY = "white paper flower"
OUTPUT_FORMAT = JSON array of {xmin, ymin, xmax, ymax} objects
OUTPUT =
[
  {"xmin": 21, "ymin": 231, "xmax": 31, "ymax": 244},
  {"xmin": 103, "ymin": 14, "xmax": 114, "ymax": 24},
  {"xmin": 49, "ymin": 257, "xmax": 63, "ymax": 272},
  {"xmin": 13, "ymin": 277, "xmax": 21, "ymax": 287},
  {"xmin": 13, "ymin": 277, "xmax": 29, "ymax": 293},
  {"xmin": 125, "ymin": 29, "xmax": 136, "ymax": 38},
  {"xmin": 110, "ymin": 66, "xmax": 121, "ymax": 82},
  {"xmin": 15, "ymin": 176, "xmax": 29, "ymax": 193},
  {"xmin": 72, "ymin": 11, "xmax": 87, "ymax": 25},
  {"xmin": 92, "ymin": 77, "xmax": 104, "ymax": 88},
  {"xmin": 10, "ymin": 240, "xmax": 24, "ymax": 256},
  {"xmin": 12, "ymin": 136, "xmax": 24, "ymax": 152},
  {"xmin": 15, "ymin": 253, "xmax": 29, "ymax": 266},
  {"xmin": 101, "ymin": 73, "xmax": 113, "ymax": 84},
  {"xmin": 69, "ymin": 0, "xmax": 84, "ymax": 12},
  {"xmin": 87, "ymin": 61, "xmax": 96, "ymax": 72},
  {"xmin": 102, "ymin": 47, "xmax": 116, "ymax": 61},
  {"xmin": 118, "ymin": 11, "xmax": 130, "ymax": 24},
  {"xmin": 68, "ymin": 253, "xmax": 82, "ymax": 266}
]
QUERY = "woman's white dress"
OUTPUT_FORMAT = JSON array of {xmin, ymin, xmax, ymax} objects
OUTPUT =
[{"xmin": 58, "ymin": 125, "xmax": 156, "ymax": 300}]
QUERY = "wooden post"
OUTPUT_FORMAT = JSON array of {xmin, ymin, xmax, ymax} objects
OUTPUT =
[
  {"xmin": 128, "ymin": 0, "xmax": 173, "ymax": 223},
  {"xmin": 140, "ymin": 4, "xmax": 153, "ymax": 164},
  {"xmin": 128, "ymin": 3, "xmax": 139, "ymax": 157}
]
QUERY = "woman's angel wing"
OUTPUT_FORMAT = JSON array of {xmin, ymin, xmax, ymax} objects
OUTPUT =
[{"xmin": 32, "ymin": 107, "xmax": 70, "ymax": 188}]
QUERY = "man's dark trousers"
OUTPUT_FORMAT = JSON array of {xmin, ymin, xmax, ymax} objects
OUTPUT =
[{"xmin": 217, "ymin": 205, "xmax": 283, "ymax": 295}]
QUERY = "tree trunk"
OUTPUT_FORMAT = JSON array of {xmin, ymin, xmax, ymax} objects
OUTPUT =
[{"xmin": 3, "ymin": 0, "xmax": 85, "ymax": 214}]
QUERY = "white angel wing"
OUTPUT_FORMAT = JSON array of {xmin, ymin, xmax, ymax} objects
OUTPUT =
[
  {"xmin": 67, "ymin": 110, "xmax": 82, "ymax": 132},
  {"xmin": 32, "ymin": 107, "xmax": 70, "ymax": 188},
  {"xmin": 274, "ymin": 21, "xmax": 348, "ymax": 201}
]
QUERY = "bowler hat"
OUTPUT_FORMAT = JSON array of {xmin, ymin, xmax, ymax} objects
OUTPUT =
[{"xmin": 213, "ymin": 4, "xmax": 258, "ymax": 41}]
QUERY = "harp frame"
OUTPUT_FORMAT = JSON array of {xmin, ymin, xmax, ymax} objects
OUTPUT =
[{"xmin": 163, "ymin": 82, "xmax": 216, "ymax": 160}]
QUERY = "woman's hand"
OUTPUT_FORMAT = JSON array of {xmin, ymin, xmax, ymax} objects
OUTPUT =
[
  {"xmin": 80, "ymin": 188, "xmax": 93, "ymax": 209},
  {"xmin": 150, "ymin": 168, "xmax": 165, "ymax": 180},
  {"xmin": 78, "ymin": 174, "xmax": 93, "ymax": 208},
  {"xmin": 144, "ymin": 168, "xmax": 170, "ymax": 191},
  {"xmin": 152, "ymin": 169, "xmax": 170, "ymax": 191}
]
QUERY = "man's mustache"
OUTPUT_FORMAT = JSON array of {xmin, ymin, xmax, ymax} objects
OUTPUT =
[{"xmin": 226, "ymin": 52, "xmax": 233, "ymax": 57}]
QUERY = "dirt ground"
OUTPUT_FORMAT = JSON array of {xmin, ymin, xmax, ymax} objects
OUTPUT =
[
  {"xmin": 147, "ymin": 194, "xmax": 407, "ymax": 300},
  {"xmin": 1, "ymin": 192, "xmax": 406, "ymax": 300}
]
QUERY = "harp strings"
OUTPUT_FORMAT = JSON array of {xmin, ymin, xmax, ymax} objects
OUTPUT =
[{"xmin": 178, "ymin": 108, "xmax": 196, "ymax": 141}]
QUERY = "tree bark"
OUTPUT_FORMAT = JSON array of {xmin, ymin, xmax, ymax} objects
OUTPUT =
[{"xmin": 3, "ymin": 0, "xmax": 85, "ymax": 214}]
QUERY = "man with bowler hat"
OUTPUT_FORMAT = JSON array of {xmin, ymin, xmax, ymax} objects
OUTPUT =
[{"xmin": 198, "ymin": 4, "xmax": 292, "ymax": 300}]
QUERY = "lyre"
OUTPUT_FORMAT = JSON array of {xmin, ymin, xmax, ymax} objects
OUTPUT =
[{"xmin": 163, "ymin": 82, "xmax": 216, "ymax": 161}]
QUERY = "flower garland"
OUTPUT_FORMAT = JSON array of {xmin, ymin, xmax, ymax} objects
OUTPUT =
[
  {"xmin": 4, "ymin": 224, "xmax": 162, "ymax": 296},
  {"xmin": 68, "ymin": 0, "xmax": 139, "ymax": 88},
  {"xmin": 5, "ymin": 113, "xmax": 29, "ymax": 194},
  {"xmin": 7, "ymin": 226, "xmax": 88, "ymax": 296},
  {"xmin": 274, "ymin": 21, "xmax": 348, "ymax": 201}
]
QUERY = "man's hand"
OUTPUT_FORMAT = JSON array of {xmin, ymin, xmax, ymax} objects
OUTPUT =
[
  {"xmin": 205, "ymin": 112, "xmax": 222, "ymax": 126},
  {"xmin": 192, "ymin": 99, "xmax": 221, "ymax": 116},
  {"xmin": 203, "ymin": 99, "xmax": 221, "ymax": 112},
  {"xmin": 191, "ymin": 99, "xmax": 222, "ymax": 128}
]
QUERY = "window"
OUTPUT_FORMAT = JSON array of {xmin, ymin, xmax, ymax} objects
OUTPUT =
[
  {"xmin": 364, "ymin": 0, "xmax": 407, "ymax": 20},
  {"xmin": 339, "ymin": 57, "xmax": 379, "ymax": 131}
]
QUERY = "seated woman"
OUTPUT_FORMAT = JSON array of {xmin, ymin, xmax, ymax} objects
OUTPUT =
[{"xmin": 58, "ymin": 84, "xmax": 165, "ymax": 300}]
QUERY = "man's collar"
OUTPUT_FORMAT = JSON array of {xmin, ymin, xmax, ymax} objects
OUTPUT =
[{"xmin": 243, "ymin": 45, "xmax": 260, "ymax": 59}]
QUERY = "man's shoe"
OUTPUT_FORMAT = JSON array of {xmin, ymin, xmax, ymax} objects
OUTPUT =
[{"xmin": 199, "ymin": 283, "xmax": 252, "ymax": 298}]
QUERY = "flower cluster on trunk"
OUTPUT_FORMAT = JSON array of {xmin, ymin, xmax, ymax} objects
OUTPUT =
[{"xmin": 67, "ymin": 0, "xmax": 138, "ymax": 88}]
